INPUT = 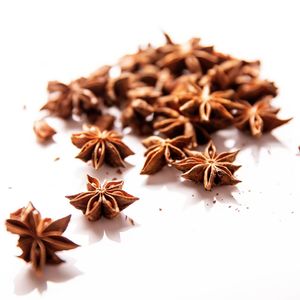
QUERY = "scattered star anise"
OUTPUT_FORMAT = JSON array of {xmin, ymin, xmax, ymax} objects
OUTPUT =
[
  {"xmin": 5, "ymin": 202, "xmax": 79, "ymax": 274},
  {"xmin": 173, "ymin": 141, "xmax": 241, "ymax": 191},
  {"xmin": 33, "ymin": 119, "xmax": 56, "ymax": 143},
  {"xmin": 141, "ymin": 135, "xmax": 192, "ymax": 174},
  {"xmin": 233, "ymin": 96, "xmax": 291, "ymax": 137},
  {"xmin": 66, "ymin": 175, "xmax": 138, "ymax": 221},
  {"xmin": 71, "ymin": 126, "xmax": 134, "ymax": 169}
]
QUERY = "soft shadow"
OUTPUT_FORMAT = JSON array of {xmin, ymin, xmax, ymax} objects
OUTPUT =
[
  {"xmin": 74, "ymin": 213, "xmax": 137, "ymax": 244},
  {"xmin": 145, "ymin": 165, "xmax": 181, "ymax": 185},
  {"xmin": 212, "ymin": 129, "xmax": 285, "ymax": 162},
  {"xmin": 181, "ymin": 180, "xmax": 239, "ymax": 210},
  {"xmin": 14, "ymin": 261, "xmax": 82, "ymax": 295}
]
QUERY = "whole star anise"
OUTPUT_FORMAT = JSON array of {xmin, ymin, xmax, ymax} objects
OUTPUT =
[
  {"xmin": 66, "ymin": 175, "xmax": 139, "ymax": 221},
  {"xmin": 233, "ymin": 96, "xmax": 291, "ymax": 137},
  {"xmin": 71, "ymin": 126, "xmax": 134, "ymax": 169},
  {"xmin": 5, "ymin": 202, "xmax": 79, "ymax": 274},
  {"xmin": 41, "ymin": 78, "xmax": 100, "ymax": 119},
  {"xmin": 141, "ymin": 135, "xmax": 192, "ymax": 174},
  {"xmin": 173, "ymin": 141, "xmax": 241, "ymax": 190},
  {"xmin": 157, "ymin": 37, "xmax": 218, "ymax": 75},
  {"xmin": 178, "ymin": 82, "xmax": 236, "ymax": 122}
]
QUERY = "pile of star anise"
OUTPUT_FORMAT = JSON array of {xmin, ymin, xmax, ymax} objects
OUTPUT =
[
  {"xmin": 11, "ymin": 34, "xmax": 290, "ymax": 274},
  {"xmin": 37, "ymin": 33, "xmax": 290, "ymax": 189}
]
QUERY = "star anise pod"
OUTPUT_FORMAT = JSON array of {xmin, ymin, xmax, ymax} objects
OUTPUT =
[
  {"xmin": 173, "ymin": 141, "xmax": 241, "ymax": 191},
  {"xmin": 157, "ymin": 37, "xmax": 218, "ymax": 75},
  {"xmin": 236, "ymin": 78, "xmax": 277, "ymax": 102},
  {"xmin": 141, "ymin": 135, "xmax": 192, "ymax": 175},
  {"xmin": 233, "ymin": 96, "xmax": 291, "ymax": 137},
  {"xmin": 33, "ymin": 119, "xmax": 56, "ymax": 143},
  {"xmin": 5, "ymin": 202, "xmax": 79, "ymax": 274},
  {"xmin": 178, "ymin": 82, "xmax": 236, "ymax": 122},
  {"xmin": 71, "ymin": 126, "xmax": 134, "ymax": 169},
  {"xmin": 201, "ymin": 59, "xmax": 260, "ymax": 91},
  {"xmin": 41, "ymin": 78, "xmax": 100, "ymax": 119},
  {"xmin": 118, "ymin": 44, "xmax": 158, "ymax": 72},
  {"xmin": 153, "ymin": 107, "xmax": 198, "ymax": 147},
  {"xmin": 121, "ymin": 99, "xmax": 154, "ymax": 135},
  {"xmin": 66, "ymin": 175, "xmax": 138, "ymax": 221}
]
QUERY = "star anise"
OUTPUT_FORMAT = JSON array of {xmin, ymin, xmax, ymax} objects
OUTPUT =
[
  {"xmin": 66, "ymin": 175, "xmax": 139, "ymax": 221},
  {"xmin": 33, "ymin": 119, "xmax": 56, "ymax": 143},
  {"xmin": 178, "ymin": 82, "xmax": 236, "ymax": 122},
  {"xmin": 201, "ymin": 59, "xmax": 260, "ymax": 91},
  {"xmin": 121, "ymin": 99, "xmax": 154, "ymax": 135},
  {"xmin": 141, "ymin": 135, "xmax": 192, "ymax": 174},
  {"xmin": 5, "ymin": 202, "xmax": 79, "ymax": 274},
  {"xmin": 153, "ymin": 107, "xmax": 198, "ymax": 147},
  {"xmin": 71, "ymin": 126, "xmax": 134, "ymax": 169},
  {"xmin": 173, "ymin": 141, "xmax": 241, "ymax": 191},
  {"xmin": 233, "ymin": 96, "xmax": 291, "ymax": 137},
  {"xmin": 41, "ymin": 78, "xmax": 100, "ymax": 119},
  {"xmin": 236, "ymin": 78, "xmax": 277, "ymax": 103},
  {"xmin": 157, "ymin": 37, "xmax": 218, "ymax": 75}
]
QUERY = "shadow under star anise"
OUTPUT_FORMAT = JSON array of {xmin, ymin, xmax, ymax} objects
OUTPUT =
[
  {"xmin": 181, "ymin": 179, "xmax": 240, "ymax": 209},
  {"xmin": 14, "ymin": 261, "xmax": 82, "ymax": 295},
  {"xmin": 73, "ymin": 213, "xmax": 137, "ymax": 244}
]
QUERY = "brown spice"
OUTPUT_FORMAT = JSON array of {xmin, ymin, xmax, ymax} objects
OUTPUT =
[
  {"xmin": 5, "ymin": 202, "xmax": 79, "ymax": 274},
  {"xmin": 33, "ymin": 119, "xmax": 56, "ymax": 142}
]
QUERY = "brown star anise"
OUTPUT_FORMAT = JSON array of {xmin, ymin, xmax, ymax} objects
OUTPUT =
[
  {"xmin": 66, "ymin": 175, "xmax": 139, "ymax": 221},
  {"xmin": 42, "ymin": 78, "xmax": 100, "ymax": 119},
  {"xmin": 157, "ymin": 37, "xmax": 218, "ymax": 75},
  {"xmin": 141, "ymin": 135, "xmax": 192, "ymax": 174},
  {"xmin": 178, "ymin": 82, "xmax": 236, "ymax": 122},
  {"xmin": 173, "ymin": 141, "xmax": 241, "ymax": 191},
  {"xmin": 153, "ymin": 107, "xmax": 199, "ymax": 147},
  {"xmin": 5, "ymin": 202, "xmax": 79, "ymax": 274},
  {"xmin": 233, "ymin": 96, "xmax": 291, "ymax": 137},
  {"xmin": 71, "ymin": 126, "xmax": 134, "ymax": 169}
]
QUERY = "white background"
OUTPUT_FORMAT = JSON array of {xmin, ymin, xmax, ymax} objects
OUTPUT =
[{"xmin": 1, "ymin": 1, "xmax": 300, "ymax": 299}]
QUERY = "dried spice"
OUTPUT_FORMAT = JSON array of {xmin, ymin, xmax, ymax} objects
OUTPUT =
[
  {"xmin": 41, "ymin": 79, "xmax": 101, "ymax": 119},
  {"xmin": 33, "ymin": 119, "xmax": 56, "ymax": 142},
  {"xmin": 173, "ymin": 141, "xmax": 240, "ymax": 190},
  {"xmin": 141, "ymin": 135, "xmax": 192, "ymax": 174},
  {"xmin": 71, "ymin": 126, "xmax": 134, "ymax": 169},
  {"xmin": 233, "ymin": 96, "xmax": 291, "ymax": 137},
  {"xmin": 66, "ymin": 175, "xmax": 138, "ymax": 221},
  {"xmin": 5, "ymin": 202, "xmax": 78, "ymax": 274}
]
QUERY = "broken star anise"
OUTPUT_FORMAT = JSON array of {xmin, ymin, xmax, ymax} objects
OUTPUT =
[
  {"xmin": 173, "ymin": 141, "xmax": 241, "ymax": 191},
  {"xmin": 33, "ymin": 119, "xmax": 56, "ymax": 143},
  {"xmin": 5, "ymin": 202, "xmax": 79, "ymax": 274},
  {"xmin": 141, "ymin": 135, "xmax": 192, "ymax": 174},
  {"xmin": 71, "ymin": 126, "xmax": 134, "ymax": 169},
  {"xmin": 233, "ymin": 96, "xmax": 291, "ymax": 137},
  {"xmin": 66, "ymin": 175, "xmax": 139, "ymax": 221}
]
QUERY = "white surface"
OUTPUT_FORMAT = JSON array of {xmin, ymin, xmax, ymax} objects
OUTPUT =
[{"xmin": 1, "ymin": 1, "xmax": 300, "ymax": 299}]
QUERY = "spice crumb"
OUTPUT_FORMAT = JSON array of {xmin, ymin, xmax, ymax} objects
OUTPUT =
[
  {"xmin": 112, "ymin": 177, "xmax": 117, "ymax": 180},
  {"xmin": 213, "ymin": 200, "xmax": 216, "ymax": 204},
  {"xmin": 192, "ymin": 194, "xmax": 194, "ymax": 197},
  {"xmin": 54, "ymin": 157, "xmax": 60, "ymax": 161},
  {"xmin": 116, "ymin": 168, "xmax": 122, "ymax": 174},
  {"xmin": 159, "ymin": 208, "xmax": 162, "ymax": 211},
  {"xmin": 228, "ymin": 205, "xmax": 231, "ymax": 208}
]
